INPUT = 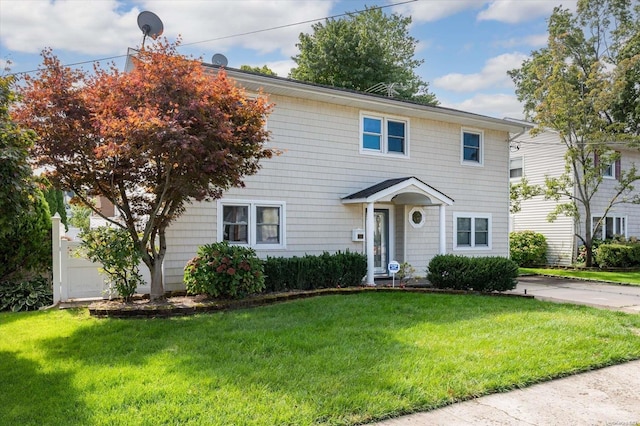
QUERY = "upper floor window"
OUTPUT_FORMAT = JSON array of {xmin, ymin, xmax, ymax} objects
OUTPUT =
[
  {"xmin": 510, "ymin": 157, "xmax": 523, "ymax": 179},
  {"xmin": 595, "ymin": 151, "xmax": 620, "ymax": 180},
  {"xmin": 454, "ymin": 212, "xmax": 491, "ymax": 250},
  {"xmin": 218, "ymin": 200, "xmax": 285, "ymax": 249},
  {"xmin": 361, "ymin": 113, "xmax": 408, "ymax": 156},
  {"xmin": 462, "ymin": 129, "xmax": 483, "ymax": 165}
]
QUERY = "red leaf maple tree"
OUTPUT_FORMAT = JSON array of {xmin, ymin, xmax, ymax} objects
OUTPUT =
[{"xmin": 14, "ymin": 39, "xmax": 275, "ymax": 300}]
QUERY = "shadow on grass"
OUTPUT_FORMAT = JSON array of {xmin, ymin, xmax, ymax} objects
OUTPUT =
[{"xmin": 0, "ymin": 351, "xmax": 89, "ymax": 426}]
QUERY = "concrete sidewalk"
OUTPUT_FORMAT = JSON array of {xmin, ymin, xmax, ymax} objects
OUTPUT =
[
  {"xmin": 371, "ymin": 360, "xmax": 640, "ymax": 426},
  {"xmin": 369, "ymin": 276, "xmax": 640, "ymax": 426}
]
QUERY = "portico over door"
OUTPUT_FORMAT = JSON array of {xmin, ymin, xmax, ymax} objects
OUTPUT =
[{"xmin": 342, "ymin": 176, "xmax": 454, "ymax": 285}]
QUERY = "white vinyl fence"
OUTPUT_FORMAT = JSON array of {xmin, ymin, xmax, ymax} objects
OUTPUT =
[{"xmin": 51, "ymin": 215, "xmax": 151, "ymax": 303}]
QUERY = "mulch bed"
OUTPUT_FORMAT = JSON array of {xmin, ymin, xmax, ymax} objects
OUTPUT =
[{"xmin": 87, "ymin": 286, "xmax": 533, "ymax": 319}]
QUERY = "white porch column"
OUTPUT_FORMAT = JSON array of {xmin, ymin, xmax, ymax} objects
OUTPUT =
[
  {"xmin": 366, "ymin": 202, "xmax": 375, "ymax": 285},
  {"xmin": 439, "ymin": 204, "xmax": 446, "ymax": 254},
  {"xmin": 52, "ymin": 214, "xmax": 61, "ymax": 304}
]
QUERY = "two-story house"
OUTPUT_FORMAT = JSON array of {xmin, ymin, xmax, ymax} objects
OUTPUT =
[
  {"xmin": 153, "ymin": 66, "xmax": 528, "ymax": 291},
  {"xmin": 509, "ymin": 125, "xmax": 640, "ymax": 265}
]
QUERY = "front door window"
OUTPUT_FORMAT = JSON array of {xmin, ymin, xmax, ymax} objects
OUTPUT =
[{"xmin": 374, "ymin": 209, "xmax": 389, "ymax": 274}]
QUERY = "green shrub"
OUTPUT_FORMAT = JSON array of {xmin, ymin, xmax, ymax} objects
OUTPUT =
[
  {"xmin": 427, "ymin": 254, "xmax": 518, "ymax": 292},
  {"xmin": 471, "ymin": 257, "xmax": 519, "ymax": 292},
  {"xmin": 184, "ymin": 242, "xmax": 265, "ymax": 299},
  {"xmin": 263, "ymin": 251, "xmax": 366, "ymax": 292},
  {"xmin": 426, "ymin": 254, "xmax": 473, "ymax": 290},
  {"xmin": 509, "ymin": 231, "xmax": 547, "ymax": 267},
  {"xmin": 81, "ymin": 227, "xmax": 144, "ymax": 301},
  {"xmin": 0, "ymin": 276, "xmax": 52, "ymax": 312},
  {"xmin": 0, "ymin": 189, "xmax": 52, "ymax": 282},
  {"xmin": 595, "ymin": 243, "xmax": 640, "ymax": 268}
]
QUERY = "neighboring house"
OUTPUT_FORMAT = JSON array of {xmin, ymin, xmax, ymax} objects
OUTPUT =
[
  {"xmin": 509, "ymin": 124, "xmax": 640, "ymax": 266},
  {"xmin": 151, "ymin": 66, "xmax": 529, "ymax": 291}
]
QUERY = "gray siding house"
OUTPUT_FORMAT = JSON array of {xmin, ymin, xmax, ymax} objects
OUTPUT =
[
  {"xmin": 160, "ymin": 66, "xmax": 528, "ymax": 290},
  {"xmin": 510, "ymin": 127, "xmax": 640, "ymax": 265}
]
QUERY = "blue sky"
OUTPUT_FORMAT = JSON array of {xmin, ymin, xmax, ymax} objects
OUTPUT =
[{"xmin": 0, "ymin": 0, "xmax": 577, "ymax": 119}]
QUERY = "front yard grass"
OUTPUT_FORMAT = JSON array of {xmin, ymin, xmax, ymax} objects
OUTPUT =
[
  {"xmin": 520, "ymin": 267, "xmax": 640, "ymax": 286},
  {"xmin": 2, "ymin": 292, "xmax": 640, "ymax": 425}
]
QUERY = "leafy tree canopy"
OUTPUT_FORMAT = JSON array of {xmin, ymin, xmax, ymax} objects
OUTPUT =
[
  {"xmin": 509, "ymin": 0, "xmax": 640, "ymax": 266},
  {"xmin": 14, "ymin": 39, "xmax": 275, "ymax": 299},
  {"xmin": 240, "ymin": 65, "xmax": 277, "ymax": 76},
  {"xmin": 290, "ymin": 7, "xmax": 437, "ymax": 105}
]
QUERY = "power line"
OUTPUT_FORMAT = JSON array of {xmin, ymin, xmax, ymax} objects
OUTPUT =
[{"xmin": 8, "ymin": 0, "xmax": 418, "ymax": 77}]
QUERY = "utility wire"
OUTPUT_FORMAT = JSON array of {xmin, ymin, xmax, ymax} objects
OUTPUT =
[{"xmin": 8, "ymin": 0, "xmax": 418, "ymax": 77}]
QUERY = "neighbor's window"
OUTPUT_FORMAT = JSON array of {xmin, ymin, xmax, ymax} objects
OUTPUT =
[
  {"xmin": 462, "ymin": 129, "xmax": 483, "ymax": 165},
  {"xmin": 361, "ymin": 113, "xmax": 408, "ymax": 156},
  {"xmin": 592, "ymin": 215, "xmax": 626, "ymax": 240},
  {"xmin": 219, "ymin": 201, "xmax": 285, "ymax": 248},
  {"xmin": 454, "ymin": 213, "xmax": 491, "ymax": 249},
  {"xmin": 510, "ymin": 156, "xmax": 523, "ymax": 179}
]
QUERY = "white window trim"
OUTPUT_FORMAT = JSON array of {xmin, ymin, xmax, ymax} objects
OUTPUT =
[
  {"xmin": 591, "ymin": 215, "xmax": 627, "ymax": 240},
  {"xmin": 509, "ymin": 156, "xmax": 524, "ymax": 181},
  {"xmin": 359, "ymin": 111, "xmax": 410, "ymax": 158},
  {"xmin": 217, "ymin": 199, "xmax": 286, "ymax": 249},
  {"xmin": 408, "ymin": 207, "xmax": 425, "ymax": 228},
  {"xmin": 453, "ymin": 212, "xmax": 492, "ymax": 250},
  {"xmin": 603, "ymin": 161, "xmax": 616, "ymax": 179},
  {"xmin": 461, "ymin": 128, "xmax": 484, "ymax": 166}
]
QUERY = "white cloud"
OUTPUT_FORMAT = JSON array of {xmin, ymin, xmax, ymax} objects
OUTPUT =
[
  {"xmin": 433, "ymin": 52, "xmax": 528, "ymax": 93},
  {"xmin": 0, "ymin": 1, "xmax": 141, "ymax": 55},
  {"xmin": 441, "ymin": 93, "xmax": 525, "ymax": 119},
  {"xmin": 0, "ymin": 0, "xmax": 334, "ymax": 58},
  {"xmin": 477, "ymin": 0, "xmax": 577, "ymax": 24}
]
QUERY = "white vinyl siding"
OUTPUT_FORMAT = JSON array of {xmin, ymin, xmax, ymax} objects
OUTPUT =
[{"xmin": 160, "ymin": 74, "xmax": 515, "ymax": 289}]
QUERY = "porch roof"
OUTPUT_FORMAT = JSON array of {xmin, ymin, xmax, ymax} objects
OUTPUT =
[{"xmin": 341, "ymin": 177, "xmax": 454, "ymax": 206}]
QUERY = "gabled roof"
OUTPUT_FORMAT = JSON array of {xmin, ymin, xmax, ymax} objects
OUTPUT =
[
  {"xmin": 205, "ymin": 64, "xmax": 531, "ymax": 135},
  {"xmin": 341, "ymin": 177, "xmax": 454, "ymax": 206}
]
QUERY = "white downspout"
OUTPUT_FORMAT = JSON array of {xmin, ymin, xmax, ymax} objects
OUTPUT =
[{"xmin": 366, "ymin": 202, "xmax": 375, "ymax": 285}]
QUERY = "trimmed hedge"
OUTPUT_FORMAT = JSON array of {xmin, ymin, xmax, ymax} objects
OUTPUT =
[
  {"xmin": 509, "ymin": 231, "xmax": 547, "ymax": 267},
  {"xmin": 263, "ymin": 251, "xmax": 366, "ymax": 292},
  {"xmin": 427, "ymin": 254, "xmax": 518, "ymax": 292},
  {"xmin": 595, "ymin": 243, "xmax": 640, "ymax": 268}
]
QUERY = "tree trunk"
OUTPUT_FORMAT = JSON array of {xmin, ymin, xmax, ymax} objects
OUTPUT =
[{"xmin": 148, "ymin": 256, "xmax": 165, "ymax": 301}]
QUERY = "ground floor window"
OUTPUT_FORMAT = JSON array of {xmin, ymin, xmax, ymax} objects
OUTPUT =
[
  {"xmin": 218, "ymin": 200, "xmax": 285, "ymax": 248},
  {"xmin": 453, "ymin": 212, "xmax": 491, "ymax": 250},
  {"xmin": 592, "ymin": 215, "xmax": 627, "ymax": 240}
]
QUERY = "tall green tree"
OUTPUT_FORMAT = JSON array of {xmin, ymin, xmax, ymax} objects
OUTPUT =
[
  {"xmin": 0, "ymin": 75, "xmax": 51, "ymax": 281},
  {"xmin": 290, "ymin": 7, "xmax": 437, "ymax": 105},
  {"xmin": 14, "ymin": 40, "xmax": 274, "ymax": 300},
  {"xmin": 509, "ymin": 0, "xmax": 640, "ymax": 266},
  {"xmin": 44, "ymin": 187, "xmax": 68, "ymax": 230},
  {"xmin": 240, "ymin": 65, "xmax": 277, "ymax": 76}
]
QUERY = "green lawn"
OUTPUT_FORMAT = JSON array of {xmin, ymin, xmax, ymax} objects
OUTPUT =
[
  {"xmin": 520, "ymin": 267, "xmax": 640, "ymax": 286},
  {"xmin": 2, "ymin": 292, "xmax": 640, "ymax": 425}
]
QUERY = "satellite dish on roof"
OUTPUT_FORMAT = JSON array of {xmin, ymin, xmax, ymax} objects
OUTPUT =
[
  {"xmin": 137, "ymin": 11, "xmax": 164, "ymax": 47},
  {"xmin": 211, "ymin": 53, "xmax": 228, "ymax": 67}
]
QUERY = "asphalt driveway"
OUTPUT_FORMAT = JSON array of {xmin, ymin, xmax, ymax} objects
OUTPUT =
[{"xmin": 510, "ymin": 274, "xmax": 640, "ymax": 313}]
